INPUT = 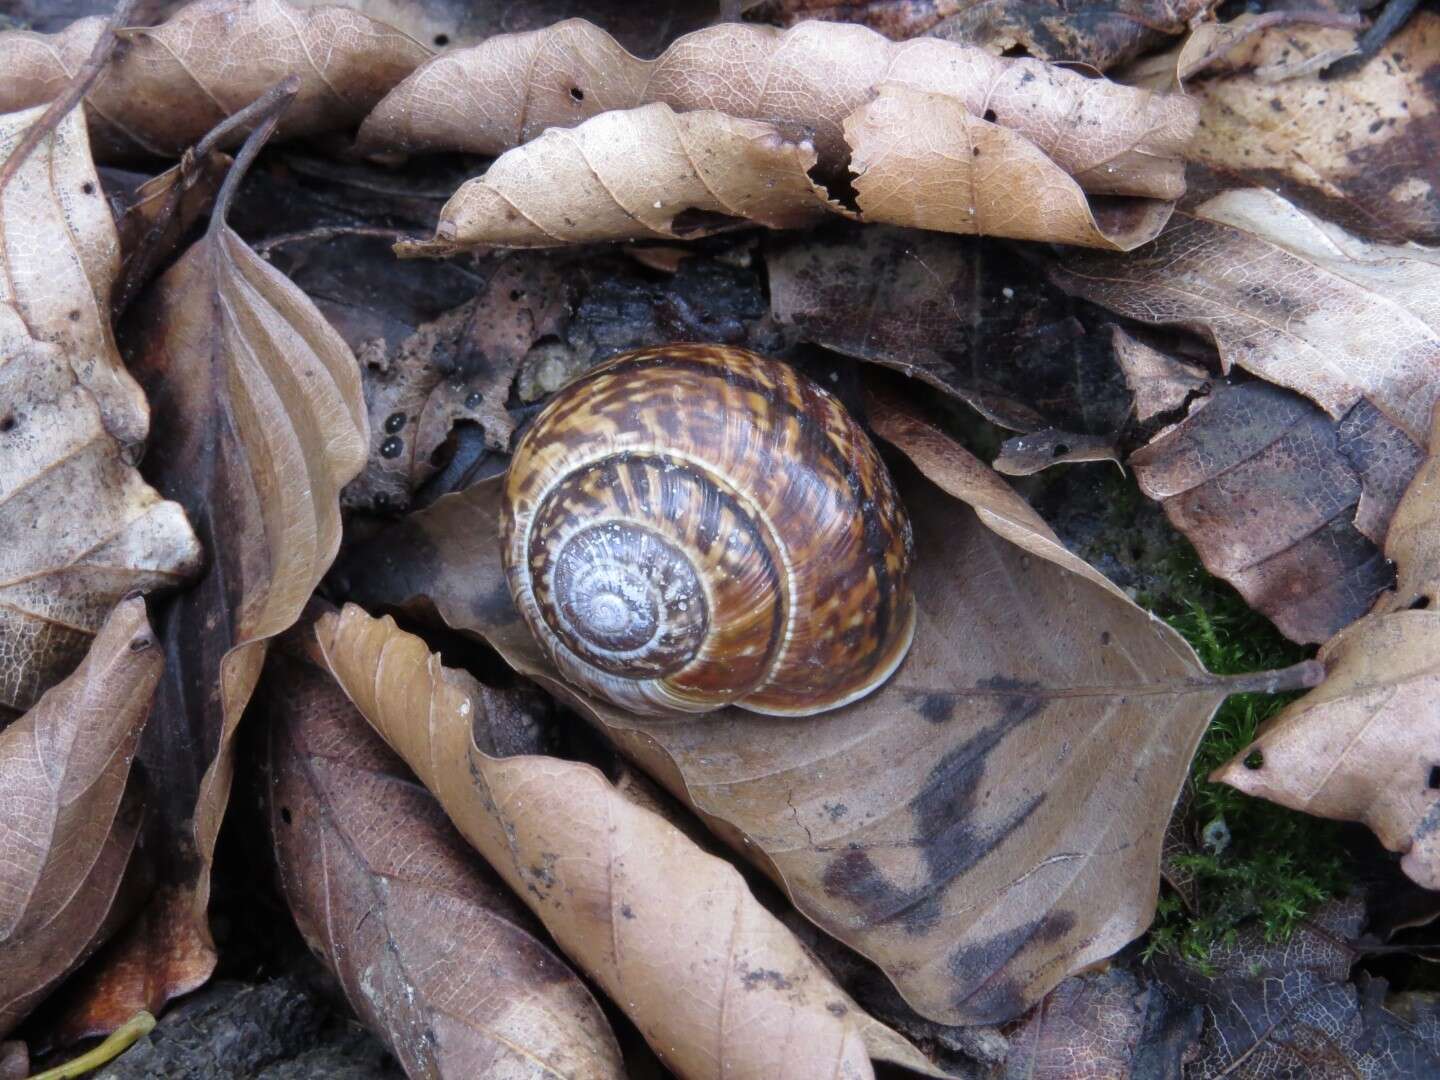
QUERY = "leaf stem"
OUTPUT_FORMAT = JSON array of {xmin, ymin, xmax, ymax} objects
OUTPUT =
[
  {"xmin": 0, "ymin": 0, "xmax": 138, "ymax": 193},
  {"xmin": 208, "ymin": 77, "xmax": 301, "ymax": 237},
  {"xmin": 25, "ymin": 1010, "xmax": 155, "ymax": 1079},
  {"xmin": 1212, "ymin": 659, "xmax": 1325, "ymax": 696}
]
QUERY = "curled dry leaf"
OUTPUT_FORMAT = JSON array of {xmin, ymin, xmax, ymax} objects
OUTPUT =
[
  {"xmin": 1179, "ymin": 14, "xmax": 1440, "ymax": 244},
  {"xmin": 400, "ymin": 103, "xmax": 834, "ymax": 256},
  {"xmin": 408, "ymin": 88, "xmax": 1173, "ymax": 254},
  {"xmin": 316, "ymin": 605, "xmax": 945, "ymax": 1080},
  {"xmin": 330, "ymin": 386, "xmax": 1319, "ymax": 1025},
  {"xmin": 1111, "ymin": 324, "xmax": 1208, "ymax": 424},
  {"xmin": 0, "ymin": 0, "xmax": 430, "ymax": 161},
  {"xmin": 0, "ymin": 598, "xmax": 159, "ymax": 1036},
  {"xmin": 0, "ymin": 104, "xmax": 149, "ymax": 446},
  {"xmin": 359, "ymin": 17, "xmax": 1197, "ymax": 201},
  {"xmin": 1213, "ymin": 405, "xmax": 1440, "ymax": 888},
  {"xmin": 112, "ymin": 105, "xmax": 368, "ymax": 1010},
  {"xmin": 267, "ymin": 650, "xmax": 624, "ymax": 1078},
  {"xmin": 1052, "ymin": 188, "xmax": 1440, "ymax": 446},
  {"xmin": 0, "ymin": 103, "xmax": 201, "ymax": 719}
]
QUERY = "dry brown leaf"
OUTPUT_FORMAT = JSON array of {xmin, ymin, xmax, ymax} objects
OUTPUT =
[
  {"xmin": 408, "ymin": 87, "xmax": 1173, "ymax": 254},
  {"xmin": 267, "ymin": 649, "xmax": 624, "ymax": 1078},
  {"xmin": 0, "ymin": 598, "xmax": 159, "ymax": 1036},
  {"xmin": 1001, "ymin": 969, "xmax": 1152, "ymax": 1079},
  {"xmin": 0, "ymin": 103, "xmax": 149, "ymax": 446},
  {"xmin": 1111, "ymin": 325, "xmax": 1209, "ymax": 423},
  {"xmin": 329, "ymin": 385, "xmax": 1319, "ymax": 1025},
  {"xmin": 315, "ymin": 605, "xmax": 946, "ymax": 1080},
  {"xmin": 1213, "ymin": 401, "xmax": 1440, "ymax": 887},
  {"xmin": 1051, "ymin": 188, "xmax": 1440, "ymax": 446},
  {"xmin": 0, "ymin": 296, "xmax": 199, "ymax": 719},
  {"xmin": 113, "ymin": 105, "xmax": 367, "ymax": 1009},
  {"xmin": 0, "ymin": 0, "xmax": 430, "ymax": 161},
  {"xmin": 399, "ymin": 103, "xmax": 835, "ymax": 256},
  {"xmin": 358, "ymin": 16, "xmax": 1197, "ymax": 200},
  {"xmin": 1180, "ymin": 14, "xmax": 1440, "ymax": 244}
]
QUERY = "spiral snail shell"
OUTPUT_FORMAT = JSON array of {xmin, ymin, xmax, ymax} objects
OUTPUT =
[{"xmin": 500, "ymin": 344, "xmax": 915, "ymax": 717}]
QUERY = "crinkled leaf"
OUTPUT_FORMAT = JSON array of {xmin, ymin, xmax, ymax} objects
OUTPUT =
[
  {"xmin": 1179, "ymin": 14, "xmax": 1440, "ymax": 244},
  {"xmin": 0, "ymin": 103, "xmax": 149, "ymax": 445},
  {"xmin": 0, "ymin": 0, "xmax": 430, "ymax": 161},
  {"xmin": 0, "ymin": 599, "xmax": 159, "ymax": 1035},
  {"xmin": 316, "ymin": 605, "xmax": 946, "ymax": 1079},
  {"xmin": 1002, "ymin": 968, "xmax": 1157, "ymax": 1079},
  {"xmin": 113, "ymin": 112, "xmax": 368, "ymax": 1010},
  {"xmin": 331, "ymin": 388, "xmax": 1317, "ymax": 1025},
  {"xmin": 1052, "ymin": 188, "xmax": 1440, "ymax": 445},
  {"xmin": 267, "ymin": 649, "xmax": 624, "ymax": 1078},
  {"xmin": 0, "ymin": 103, "xmax": 201, "ymax": 720},
  {"xmin": 359, "ymin": 17, "xmax": 1197, "ymax": 200}
]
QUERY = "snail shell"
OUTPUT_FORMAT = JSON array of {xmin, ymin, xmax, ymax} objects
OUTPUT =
[{"xmin": 501, "ymin": 344, "xmax": 915, "ymax": 716}]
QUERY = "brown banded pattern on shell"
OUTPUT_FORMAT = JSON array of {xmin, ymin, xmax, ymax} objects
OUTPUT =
[{"xmin": 501, "ymin": 344, "xmax": 915, "ymax": 716}]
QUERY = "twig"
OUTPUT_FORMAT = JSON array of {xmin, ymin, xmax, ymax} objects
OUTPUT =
[
  {"xmin": 1324, "ymin": 0, "xmax": 1422, "ymax": 77},
  {"xmin": 209, "ymin": 76, "xmax": 301, "ymax": 237},
  {"xmin": 254, "ymin": 224, "xmax": 413, "ymax": 256},
  {"xmin": 113, "ymin": 77, "xmax": 306, "ymax": 313},
  {"xmin": 0, "ymin": 0, "xmax": 137, "ymax": 193},
  {"xmin": 26, "ymin": 1010, "xmax": 155, "ymax": 1079}
]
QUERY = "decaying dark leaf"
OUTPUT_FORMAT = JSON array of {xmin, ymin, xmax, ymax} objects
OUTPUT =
[
  {"xmin": 316, "ymin": 605, "xmax": 947, "ymax": 1080},
  {"xmin": 0, "ymin": 0, "xmax": 430, "ymax": 161},
  {"xmin": 0, "ymin": 103, "xmax": 201, "ymax": 720},
  {"xmin": 345, "ymin": 254, "xmax": 569, "ymax": 511},
  {"xmin": 1156, "ymin": 900, "xmax": 1440, "ymax": 1077},
  {"xmin": 1053, "ymin": 188, "xmax": 1440, "ymax": 447},
  {"xmin": 764, "ymin": 224, "xmax": 1130, "ymax": 433},
  {"xmin": 0, "ymin": 599, "xmax": 159, "ymax": 1036},
  {"xmin": 331, "ymin": 385, "xmax": 1320, "ymax": 1026},
  {"xmin": 359, "ymin": 17, "xmax": 1197, "ymax": 202},
  {"xmin": 1129, "ymin": 376, "xmax": 1419, "ymax": 643},
  {"xmin": 110, "ymin": 97, "xmax": 367, "ymax": 1011},
  {"xmin": 1180, "ymin": 13, "xmax": 1440, "ymax": 244},
  {"xmin": 1001, "ymin": 968, "xmax": 1157, "ymax": 1079},
  {"xmin": 267, "ymin": 649, "xmax": 625, "ymax": 1078}
]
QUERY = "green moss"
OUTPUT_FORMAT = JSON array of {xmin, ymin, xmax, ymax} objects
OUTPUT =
[{"xmin": 1137, "ymin": 547, "xmax": 1352, "ymax": 971}]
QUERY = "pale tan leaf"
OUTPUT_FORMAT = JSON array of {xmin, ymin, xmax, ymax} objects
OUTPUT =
[
  {"xmin": 113, "ymin": 107, "xmax": 368, "ymax": 1009},
  {"xmin": 1111, "ymin": 325, "xmax": 1209, "ymax": 424},
  {"xmin": 359, "ymin": 17, "xmax": 1197, "ymax": 200},
  {"xmin": 400, "ymin": 103, "xmax": 835, "ymax": 256},
  {"xmin": 1051, "ymin": 188, "xmax": 1440, "ymax": 445},
  {"xmin": 268, "ymin": 650, "xmax": 624, "ymax": 1079},
  {"xmin": 329, "ymin": 387, "xmax": 1319, "ymax": 1026},
  {"xmin": 0, "ymin": 103, "xmax": 148, "ymax": 445},
  {"xmin": 316, "ymin": 605, "xmax": 946, "ymax": 1080},
  {"xmin": 844, "ymin": 85, "xmax": 1174, "ymax": 250},
  {"xmin": 0, "ymin": 0, "xmax": 430, "ymax": 160},
  {"xmin": 0, "ymin": 598, "xmax": 159, "ymax": 1035}
]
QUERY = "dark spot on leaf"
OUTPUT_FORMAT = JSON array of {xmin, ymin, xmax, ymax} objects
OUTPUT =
[
  {"xmin": 1100, "ymin": 631, "xmax": 1111, "ymax": 645},
  {"xmin": 68, "ymin": 309, "xmax": 80, "ymax": 321},
  {"xmin": 822, "ymin": 847, "xmax": 940, "ymax": 934},
  {"xmin": 128, "ymin": 635, "xmax": 155, "ymax": 652},
  {"xmin": 383, "ymin": 411, "xmax": 406, "ymax": 434},
  {"xmin": 1270, "ymin": 98, "xmax": 1285, "ymax": 112},
  {"xmin": 741, "ymin": 968, "xmax": 792, "ymax": 991},
  {"xmin": 976, "ymin": 674, "xmax": 1046, "ymax": 726},
  {"xmin": 1244, "ymin": 749, "xmax": 1264, "ymax": 770},
  {"xmin": 0, "ymin": 413, "xmax": 13, "ymax": 433},
  {"xmin": 983, "ymin": 109, "xmax": 998, "ymax": 123},
  {"xmin": 81, "ymin": 181, "xmax": 95, "ymax": 195},
  {"xmin": 826, "ymin": 1002, "xmax": 847, "ymax": 1016},
  {"xmin": 620, "ymin": 903, "xmax": 635, "ymax": 919},
  {"xmin": 570, "ymin": 87, "xmax": 585, "ymax": 102},
  {"xmin": 1052, "ymin": 443, "xmax": 1069, "ymax": 456},
  {"xmin": 280, "ymin": 807, "xmax": 293, "ymax": 825},
  {"xmin": 947, "ymin": 920, "xmax": 1047, "ymax": 1021},
  {"xmin": 1412, "ymin": 596, "xmax": 1431, "ymax": 610},
  {"xmin": 432, "ymin": 33, "xmax": 448, "ymax": 46},
  {"xmin": 1034, "ymin": 909, "xmax": 1075, "ymax": 943},
  {"xmin": 912, "ymin": 690, "xmax": 956, "ymax": 724},
  {"xmin": 465, "ymin": 391, "xmax": 483, "ymax": 408},
  {"xmin": 1428, "ymin": 765, "xmax": 1440, "ymax": 789},
  {"xmin": 379, "ymin": 435, "xmax": 403, "ymax": 458}
]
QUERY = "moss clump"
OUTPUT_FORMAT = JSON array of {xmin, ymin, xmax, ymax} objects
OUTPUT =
[{"xmin": 1138, "ymin": 548, "xmax": 1352, "ymax": 972}]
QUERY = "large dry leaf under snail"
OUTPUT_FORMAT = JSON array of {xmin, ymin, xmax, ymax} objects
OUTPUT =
[
  {"xmin": 0, "ymin": 106, "xmax": 201, "ymax": 720},
  {"xmin": 0, "ymin": 0, "xmax": 429, "ymax": 161},
  {"xmin": 315, "ymin": 605, "xmax": 945, "ymax": 1080},
  {"xmin": 1213, "ymin": 404, "xmax": 1440, "ymax": 890},
  {"xmin": 108, "ymin": 110, "xmax": 368, "ymax": 1011},
  {"xmin": 359, "ymin": 17, "xmax": 1196, "ymax": 202},
  {"xmin": 1052, "ymin": 188, "xmax": 1440, "ymax": 447},
  {"xmin": 404, "ymin": 91, "xmax": 1173, "ymax": 255},
  {"xmin": 334, "ymin": 391, "xmax": 1315, "ymax": 1025},
  {"xmin": 0, "ymin": 599, "xmax": 159, "ymax": 1036},
  {"xmin": 267, "ymin": 650, "xmax": 624, "ymax": 1078}
]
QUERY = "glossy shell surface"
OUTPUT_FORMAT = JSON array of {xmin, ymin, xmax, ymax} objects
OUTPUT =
[{"xmin": 501, "ymin": 344, "xmax": 915, "ymax": 716}]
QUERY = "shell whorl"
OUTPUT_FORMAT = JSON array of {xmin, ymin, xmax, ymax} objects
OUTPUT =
[{"xmin": 501, "ymin": 344, "xmax": 915, "ymax": 717}]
